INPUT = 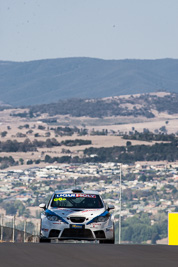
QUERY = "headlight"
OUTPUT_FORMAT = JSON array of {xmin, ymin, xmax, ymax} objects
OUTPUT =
[
  {"xmin": 93, "ymin": 215, "xmax": 109, "ymax": 222},
  {"xmin": 47, "ymin": 215, "xmax": 60, "ymax": 221}
]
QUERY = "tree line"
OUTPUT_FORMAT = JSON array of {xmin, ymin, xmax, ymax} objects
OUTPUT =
[
  {"xmin": 0, "ymin": 138, "xmax": 92, "ymax": 152},
  {"xmin": 84, "ymin": 141, "xmax": 178, "ymax": 163},
  {"xmin": 1, "ymin": 140, "xmax": 177, "ymax": 169},
  {"xmin": 123, "ymin": 131, "xmax": 177, "ymax": 142},
  {"xmin": 44, "ymin": 141, "xmax": 178, "ymax": 164},
  {"xmin": 9, "ymin": 93, "xmax": 178, "ymax": 119},
  {"xmin": 28, "ymin": 98, "xmax": 155, "ymax": 118}
]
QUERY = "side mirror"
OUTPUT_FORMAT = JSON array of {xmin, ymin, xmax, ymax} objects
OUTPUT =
[
  {"xmin": 108, "ymin": 204, "xmax": 115, "ymax": 211},
  {"xmin": 39, "ymin": 203, "xmax": 46, "ymax": 210}
]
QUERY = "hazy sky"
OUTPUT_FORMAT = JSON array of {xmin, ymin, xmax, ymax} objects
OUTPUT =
[{"xmin": 1, "ymin": 0, "xmax": 178, "ymax": 61}]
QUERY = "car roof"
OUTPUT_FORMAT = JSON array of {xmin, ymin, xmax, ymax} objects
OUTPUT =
[{"xmin": 54, "ymin": 189, "xmax": 100, "ymax": 195}]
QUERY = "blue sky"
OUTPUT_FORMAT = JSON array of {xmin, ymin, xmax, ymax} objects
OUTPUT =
[{"xmin": 1, "ymin": 0, "xmax": 178, "ymax": 61}]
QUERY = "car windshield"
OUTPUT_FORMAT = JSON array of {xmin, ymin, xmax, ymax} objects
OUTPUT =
[{"xmin": 51, "ymin": 193, "xmax": 103, "ymax": 209}]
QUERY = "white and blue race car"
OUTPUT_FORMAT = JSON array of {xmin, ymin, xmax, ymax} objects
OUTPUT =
[{"xmin": 39, "ymin": 189, "xmax": 115, "ymax": 243}]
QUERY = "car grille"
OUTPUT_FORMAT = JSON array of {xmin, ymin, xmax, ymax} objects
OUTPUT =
[
  {"xmin": 70, "ymin": 217, "xmax": 85, "ymax": 223},
  {"xmin": 49, "ymin": 229, "xmax": 61, "ymax": 238},
  {"xmin": 94, "ymin": 230, "xmax": 105, "ymax": 239},
  {"xmin": 61, "ymin": 229, "xmax": 93, "ymax": 238}
]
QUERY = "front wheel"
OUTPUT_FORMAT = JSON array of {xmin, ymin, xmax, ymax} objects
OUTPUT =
[
  {"xmin": 39, "ymin": 237, "xmax": 51, "ymax": 243},
  {"xmin": 99, "ymin": 239, "xmax": 115, "ymax": 244},
  {"xmin": 100, "ymin": 224, "xmax": 115, "ymax": 244}
]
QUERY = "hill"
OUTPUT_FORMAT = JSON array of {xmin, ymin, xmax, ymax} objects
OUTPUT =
[
  {"xmin": 10, "ymin": 92, "xmax": 178, "ymax": 119},
  {"xmin": 1, "ymin": 58, "xmax": 178, "ymax": 106}
]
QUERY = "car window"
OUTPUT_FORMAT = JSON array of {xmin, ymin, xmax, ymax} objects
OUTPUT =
[{"xmin": 51, "ymin": 194, "xmax": 103, "ymax": 209}]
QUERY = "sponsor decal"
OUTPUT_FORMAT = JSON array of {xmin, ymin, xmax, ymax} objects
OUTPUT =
[
  {"xmin": 42, "ymin": 228, "xmax": 49, "ymax": 232},
  {"xmin": 53, "ymin": 197, "xmax": 66, "ymax": 202},
  {"xmin": 56, "ymin": 194, "xmax": 96, "ymax": 198},
  {"xmin": 56, "ymin": 194, "xmax": 76, "ymax": 198},
  {"xmin": 81, "ymin": 210, "xmax": 96, "ymax": 213},
  {"xmin": 92, "ymin": 225, "xmax": 100, "ymax": 228},
  {"xmin": 106, "ymin": 228, "xmax": 113, "ymax": 232},
  {"xmin": 70, "ymin": 224, "xmax": 84, "ymax": 229},
  {"xmin": 76, "ymin": 194, "xmax": 96, "ymax": 198}
]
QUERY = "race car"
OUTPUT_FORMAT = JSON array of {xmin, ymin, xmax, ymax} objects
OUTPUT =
[{"xmin": 39, "ymin": 189, "xmax": 115, "ymax": 243}]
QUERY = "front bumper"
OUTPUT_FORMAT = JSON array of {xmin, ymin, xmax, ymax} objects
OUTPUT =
[{"xmin": 41, "ymin": 221, "xmax": 114, "ymax": 241}]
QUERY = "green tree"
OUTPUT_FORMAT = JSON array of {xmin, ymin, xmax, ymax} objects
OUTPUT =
[
  {"xmin": 0, "ymin": 131, "xmax": 7, "ymax": 137},
  {"xmin": 19, "ymin": 158, "xmax": 24, "ymax": 165}
]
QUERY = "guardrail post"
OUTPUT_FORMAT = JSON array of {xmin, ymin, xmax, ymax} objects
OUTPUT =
[
  {"xmin": 24, "ymin": 220, "xmax": 26, "ymax": 243},
  {"xmin": 36, "ymin": 223, "xmax": 39, "ymax": 242},
  {"xmin": 1, "ymin": 215, "xmax": 3, "ymax": 241},
  {"xmin": 12, "ymin": 216, "xmax": 15, "ymax": 243}
]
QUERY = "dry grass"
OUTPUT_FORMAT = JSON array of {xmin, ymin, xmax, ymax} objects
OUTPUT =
[{"xmin": 0, "ymin": 102, "xmax": 177, "ymax": 170}]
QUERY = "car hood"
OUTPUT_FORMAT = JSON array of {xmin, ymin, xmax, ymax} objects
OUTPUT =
[{"xmin": 47, "ymin": 207, "xmax": 106, "ymax": 223}]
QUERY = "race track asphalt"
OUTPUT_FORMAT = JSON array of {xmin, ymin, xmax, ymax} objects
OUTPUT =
[{"xmin": 0, "ymin": 243, "xmax": 177, "ymax": 267}]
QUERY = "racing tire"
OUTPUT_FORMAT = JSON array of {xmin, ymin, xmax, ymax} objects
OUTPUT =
[
  {"xmin": 99, "ymin": 224, "xmax": 115, "ymax": 244},
  {"xmin": 39, "ymin": 237, "xmax": 51, "ymax": 243},
  {"xmin": 99, "ymin": 239, "xmax": 115, "ymax": 244}
]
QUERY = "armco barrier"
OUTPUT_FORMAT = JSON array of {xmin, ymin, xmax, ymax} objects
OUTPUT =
[{"xmin": 0, "ymin": 214, "xmax": 40, "ymax": 243}]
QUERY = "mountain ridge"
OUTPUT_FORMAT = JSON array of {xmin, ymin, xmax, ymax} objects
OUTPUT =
[{"xmin": 1, "ymin": 57, "xmax": 178, "ymax": 106}]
